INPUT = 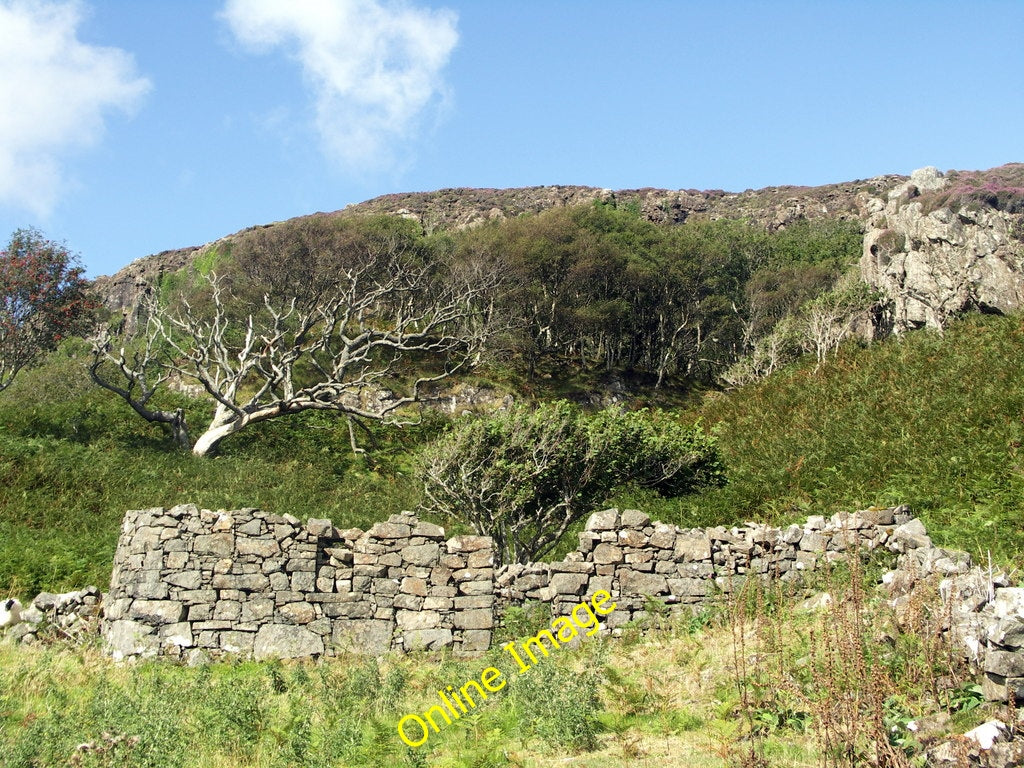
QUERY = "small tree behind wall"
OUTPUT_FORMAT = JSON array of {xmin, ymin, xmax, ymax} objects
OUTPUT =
[
  {"xmin": 418, "ymin": 401, "xmax": 724, "ymax": 564},
  {"xmin": 0, "ymin": 228, "xmax": 93, "ymax": 392}
]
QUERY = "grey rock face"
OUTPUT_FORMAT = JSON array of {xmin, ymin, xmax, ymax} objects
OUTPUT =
[{"xmin": 861, "ymin": 166, "xmax": 1024, "ymax": 332}]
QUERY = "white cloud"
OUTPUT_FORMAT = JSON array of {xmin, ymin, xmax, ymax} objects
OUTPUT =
[
  {"xmin": 222, "ymin": 0, "xmax": 458, "ymax": 171},
  {"xmin": 0, "ymin": 0, "xmax": 150, "ymax": 216}
]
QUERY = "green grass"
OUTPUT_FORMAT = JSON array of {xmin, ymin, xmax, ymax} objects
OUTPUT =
[
  {"xmin": 0, "ymin": 346, "xmax": 430, "ymax": 598},
  {"xmin": 625, "ymin": 312, "xmax": 1024, "ymax": 569},
  {"xmin": 3, "ymin": 312, "xmax": 1024, "ymax": 597}
]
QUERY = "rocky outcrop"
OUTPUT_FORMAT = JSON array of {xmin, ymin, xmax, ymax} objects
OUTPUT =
[
  {"xmin": 861, "ymin": 166, "xmax": 1024, "ymax": 331},
  {"xmin": 91, "ymin": 245, "xmax": 200, "ymax": 332}
]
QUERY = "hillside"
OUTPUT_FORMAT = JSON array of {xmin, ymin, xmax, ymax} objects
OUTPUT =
[
  {"xmin": 4, "ymin": 168, "xmax": 1024, "ymax": 768},
  {"xmin": 92, "ymin": 172, "xmax": 899, "ymax": 321}
]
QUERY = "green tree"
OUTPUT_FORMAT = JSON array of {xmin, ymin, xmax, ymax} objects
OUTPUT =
[
  {"xmin": 419, "ymin": 401, "xmax": 723, "ymax": 563},
  {"xmin": 0, "ymin": 228, "xmax": 93, "ymax": 392}
]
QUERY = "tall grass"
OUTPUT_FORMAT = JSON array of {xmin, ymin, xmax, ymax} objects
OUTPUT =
[
  {"xmin": 663, "ymin": 313, "xmax": 1024, "ymax": 568},
  {"xmin": 0, "ymin": 347, "xmax": 428, "ymax": 598}
]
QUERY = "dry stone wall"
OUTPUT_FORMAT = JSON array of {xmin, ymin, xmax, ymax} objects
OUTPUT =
[
  {"xmin": 103, "ymin": 506, "xmax": 494, "ymax": 662},
  {"xmin": 93, "ymin": 500, "xmax": 1024, "ymax": 708},
  {"xmin": 102, "ymin": 503, "xmax": 926, "ymax": 662},
  {"xmin": 495, "ymin": 505, "xmax": 915, "ymax": 628}
]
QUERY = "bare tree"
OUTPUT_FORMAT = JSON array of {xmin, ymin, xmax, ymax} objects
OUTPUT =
[
  {"xmin": 802, "ymin": 281, "xmax": 878, "ymax": 366},
  {"xmin": 90, "ymin": 218, "xmax": 496, "ymax": 456}
]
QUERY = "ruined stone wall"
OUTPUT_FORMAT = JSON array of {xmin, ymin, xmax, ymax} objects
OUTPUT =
[
  {"xmin": 102, "ymin": 503, "xmax": 928, "ymax": 661},
  {"xmin": 71, "ymin": 500, "xmax": 1024, "ymax": 711},
  {"xmin": 495, "ymin": 505, "xmax": 919, "ymax": 629},
  {"xmin": 103, "ymin": 506, "xmax": 494, "ymax": 662}
]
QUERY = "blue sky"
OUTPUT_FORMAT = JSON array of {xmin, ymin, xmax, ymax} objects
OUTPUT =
[{"xmin": 0, "ymin": 0, "xmax": 1021, "ymax": 277}]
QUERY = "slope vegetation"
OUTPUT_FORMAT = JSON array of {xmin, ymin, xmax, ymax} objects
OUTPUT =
[{"xmin": 659, "ymin": 313, "xmax": 1024, "ymax": 568}]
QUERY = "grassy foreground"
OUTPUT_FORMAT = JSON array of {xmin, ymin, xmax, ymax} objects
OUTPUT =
[{"xmin": 0, "ymin": 560, "xmax": 1006, "ymax": 768}]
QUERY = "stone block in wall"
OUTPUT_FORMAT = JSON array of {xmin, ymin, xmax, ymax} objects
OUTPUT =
[
  {"xmin": 859, "ymin": 507, "xmax": 896, "ymax": 526},
  {"xmin": 620, "ymin": 509, "xmax": 650, "ymax": 527},
  {"xmin": 618, "ymin": 529, "xmax": 648, "ymax": 548},
  {"xmin": 983, "ymin": 672, "xmax": 1024, "ymax": 702},
  {"xmin": 194, "ymin": 533, "xmax": 234, "ymax": 557},
  {"xmin": 166, "ymin": 571, "xmax": 203, "ymax": 590},
  {"xmin": 411, "ymin": 521, "xmax": 444, "ymax": 538},
  {"xmin": 404, "ymin": 628, "xmax": 453, "ymax": 651},
  {"xmin": 460, "ymin": 630, "xmax": 491, "ymax": 653},
  {"xmin": 986, "ymin": 649, "xmax": 1024, "ymax": 679},
  {"xmin": 106, "ymin": 619, "xmax": 159, "ymax": 660},
  {"xmin": 799, "ymin": 531, "xmax": 826, "ymax": 552},
  {"xmin": 649, "ymin": 523, "xmax": 676, "ymax": 549},
  {"xmin": 452, "ymin": 568, "xmax": 491, "ymax": 583},
  {"xmin": 279, "ymin": 602, "xmax": 316, "ymax": 624},
  {"xmin": 332, "ymin": 619, "xmax": 394, "ymax": 654},
  {"xmin": 220, "ymin": 631, "xmax": 255, "ymax": 655},
  {"xmin": 453, "ymin": 609, "xmax": 493, "ymax": 630},
  {"xmin": 467, "ymin": 550, "xmax": 493, "ymax": 568},
  {"xmin": 212, "ymin": 574, "xmax": 270, "ymax": 592},
  {"xmin": 549, "ymin": 561, "xmax": 592, "ymax": 574},
  {"xmin": 367, "ymin": 521, "xmax": 411, "ymax": 539},
  {"xmin": 550, "ymin": 573, "xmax": 588, "ymax": 596},
  {"xmin": 578, "ymin": 531, "xmax": 601, "ymax": 554},
  {"xmin": 213, "ymin": 601, "xmax": 241, "ymax": 621},
  {"xmin": 402, "ymin": 543, "xmax": 440, "ymax": 566},
  {"xmin": 393, "ymin": 594, "xmax": 423, "ymax": 611},
  {"xmin": 397, "ymin": 610, "xmax": 441, "ymax": 630},
  {"xmin": 129, "ymin": 600, "xmax": 184, "ymax": 625},
  {"xmin": 236, "ymin": 538, "xmax": 280, "ymax": 557},
  {"xmin": 677, "ymin": 561, "xmax": 714, "ymax": 579},
  {"xmin": 585, "ymin": 508, "xmax": 619, "ymax": 531},
  {"xmin": 893, "ymin": 518, "xmax": 932, "ymax": 550},
  {"xmin": 714, "ymin": 575, "xmax": 746, "ymax": 594},
  {"xmin": 668, "ymin": 578, "xmax": 711, "ymax": 598},
  {"xmin": 988, "ymin": 619, "xmax": 1024, "ymax": 649},
  {"xmin": 446, "ymin": 535, "xmax": 491, "ymax": 553},
  {"xmin": 158, "ymin": 622, "xmax": 193, "ymax": 648},
  {"xmin": 401, "ymin": 577, "xmax": 428, "ymax": 596},
  {"xmin": 454, "ymin": 595, "xmax": 491, "ymax": 609},
  {"xmin": 593, "ymin": 543, "xmax": 623, "ymax": 564},
  {"xmin": 131, "ymin": 573, "xmax": 168, "ymax": 600},
  {"xmin": 619, "ymin": 570, "xmax": 668, "ymax": 596},
  {"xmin": 991, "ymin": 589, "xmax": 1024, "ymax": 620},
  {"xmin": 254, "ymin": 625, "xmax": 323, "ymax": 659},
  {"xmin": 306, "ymin": 518, "xmax": 338, "ymax": 538},
  {"xmin": 459, "ymin": 580, "xmax": 494, "ymax": 596},
  {"xmin": 675, "ymin": 534, "xmax": 712, "ymax": 562},
  {"xmin": 324, "ymin": 601, "xmax": 373, "ymax": 619},
  {"xmin": 241, "ymin": 598, "xmax": 274, "ymax": 623}
]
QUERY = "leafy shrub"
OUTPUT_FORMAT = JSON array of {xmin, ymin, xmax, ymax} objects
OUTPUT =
[{"xmin": 419, "ymin": 401, "xmax": 723, "ymax": 563}]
